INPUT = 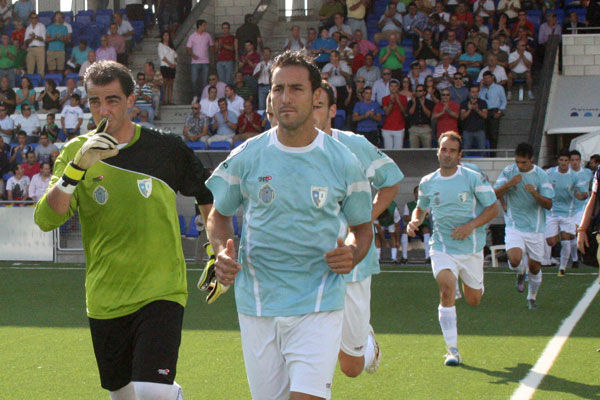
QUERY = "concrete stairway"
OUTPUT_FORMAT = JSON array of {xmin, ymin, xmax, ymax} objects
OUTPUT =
[{"xmin": 498, "ymin": 100, "xmax": 535, "ymax": 149}]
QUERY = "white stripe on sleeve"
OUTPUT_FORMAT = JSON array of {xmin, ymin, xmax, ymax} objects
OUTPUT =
[
  {"xmin": 212, "ymin": 168, "xmax": 241, "ymax": 185},
  {"xmin": 347, "ymin": 180, "xmax": 371, "ymax": 196},
  {"xmin": 366, "ymin": 157, "xmax": 394, "ymax": 178}
]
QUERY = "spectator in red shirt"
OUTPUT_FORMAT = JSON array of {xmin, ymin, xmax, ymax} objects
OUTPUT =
[
  {"xmin": 11, "ymin": 19, "xmax": 25, "ymax": 45},
  {"xmin": 432, "ymin": 88, "xmax": 460, "ymax": 137},
  {"xmin": 511, "ymin": 10, "xmax": 535, "ymax": 38},
  {"xmin": 21, "ymin": 150, "xmax": 40, "ymax": 179},
  {"xmin": 350, "ymin": 41, "xmax": 366, "ymax": 73},
  {"xmin": 455, "ymin": 3, "xmax": 473, "ymax": 28},
  {"xmin": 238, "ymin": 40, "xmax": 260, "ymax": 94},
  {"xmin": 233, "ymin": 100, "xmax": 261, "ymax": 143},
  {"xmin": 216, "ymin": 21, "xmax": 236, "ymax": 85},
  {"xmin": 381, "ymin": 79, "xmax": 408, "ymax": 149}
]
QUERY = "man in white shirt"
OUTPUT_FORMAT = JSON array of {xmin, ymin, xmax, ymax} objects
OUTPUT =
[
  {"xmin": 28, "ymin": 161, "xmax": 51, "ymax": 201},
  {"xmin": 60, "ymin": 93, "xmax": 84, "ymax": 139},
  {"xmin": 24, "ymin": 12, "xmax": 46, "ymax": 75},
  {"xmin": 329, "ymin": 13, "xmax": 353, "ymax": 40},
  {"xmin": 0, "ymin": 104, "xmax": 14, "ymax": 143},
  {"xmin": 507, "ymin": 39, "xmax": 534, "ymax": 100},
  {"xmin": 433, "ymin": 54, "xmax": 457, "ymax": 90},
  {"xmin": 372, "ymin": 68, "xmax": 393, "ymax": 105},
  {"xmin": 12, "ymin": 104, "xmax": 40, "ymax": 142},
  {"xmin": 224, "ymin": 84, "xmax": 244, "ymax": 118},
  {"xmin": 477, "ymin": 54, "xmax": 507, "ymax": 86},
  {"xmin": 79, "ymin": 50, "xmax": 96, "ymax": 77},
  {"xmin": 283, "ymin": 25, "xmax": 305, "ymax": 52},
  {"xmin": 114, "ymin": 11, "xmax": 134, "ymax": 53},
  {"xmin": 200, "ymin": 86, "xmax": 220, "ymax": 118},
  {"xmin": 374, "ymin": 2, "xmax": 403, "ymax": 43},
  {"xmin": 253, "ymin": 47, "xmax": 273, "ymax": 110}
]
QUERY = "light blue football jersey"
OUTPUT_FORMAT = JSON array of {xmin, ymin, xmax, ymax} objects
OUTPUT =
[
  {"xmin": 332, "ymin": 129, "xmax": 404, "ymax": 282},
  {"xmin": 546, "ymin": 167, "xmax": 588, "ymax": 217},
  {"xmin": 417, "ymin": 165, "xmax": 497, "ymax": 255},
  {"xmin": 494, "ymin": 164, "xmax": 554, "ymax": 232},
  {"xmin": 461, "ymin": 162, "xmax": 486, "ymax": 179},
  {"xmin": 572, "ymin": 167, "xmax": 593, "ymax": 213},
  {"xmin": 206, "ymin": 128, "xmax": 373, "ymax": 317}
]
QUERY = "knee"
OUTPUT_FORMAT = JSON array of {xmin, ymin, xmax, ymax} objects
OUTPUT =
[
  {"xmin": 440, "ymin": 285, "xmax": 455, "ymax": 302},
  {"xmin": 340, "ymin": 359, "xmax": 363, "ymax": 378},
  {"xmin": 465, "ymin": 295, "xmax": 481, "ymax": 306},
  {"xmin": 508, "ymin": 255, "xmax": 521, "ymax": 267}
]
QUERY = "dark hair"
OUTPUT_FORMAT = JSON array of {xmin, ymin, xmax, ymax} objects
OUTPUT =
[
  {"xmin": 80, "ymin": 38, "xmax": 88, "ymax": 46},
  {"xmin": 40, "ymin": 161, "xmax": 51, "ymax": 170},
  {"xmin": 515, "ymin": 142, "xmax": 534, "ymax": 158},
  {"xmin": 590, "ymin": 154, "xmax": 600, "ymax": 164},
  {"xmin": 363, "ymin": 85, "xmax": 373, "ymax": 92},
  {"xmin": 482, "ymin": 71, "xmax": 494, "ymax": 78},
  {"xmin": 320, "ymin": 80, "xmax": 336, "ymax": 107},
  {"xmin": 71, "ymin": 93, "xmax": 81, "ymax": 101},
  {"xmin": 225, "ymin": 84, "xmax": 235, "ymax": 91},
  {"xmin": 270, "ymin": 50, "xmax": 321, "ymax": 92},
  {"xmin": 47, "ymin": 113, "xmax": 55, "ymax": 119},
  {"xmin": 439, "ymin": 131, "xmax": 462, "ymax": 152},
  {"xmin": 558, "ymin": 149, "xmax": 571, "ymax": 159},
  {"xmin": 222, "ymin": 21, "xmax": 230, "ymax": 27},
  {"xmin": 84, "ymin": 60, "xmax": 136, "ymax": 97},
  {"xmin": 196, "ymin": 19, "xmax": 206, "ymax": 29},
  {"xmin": 218, "ymin": 97, "xmax": 227, "ymax": 105},
  {"xmin": 39, "ymin": 132, "xmax": 48, "ymax": 137},
  {"xmin": 145, "ymin": 61, "xmax": 155, "ymax": 70},
  {"xmin": 208, "ymin": 85, "xmax": 217, "ymax": 93},
  {"xmin": 570, "ymin": 149, "xmax": 582, "ymax": 158},
  {"xmin": 21, "ymin": 76, "xmax": 32, "ymax": 89},
  {"xmin": 45, "ymin": 79, "xmax": 57, "ymax": 90},
  {"xmin": 244, "ymin": 14, "xmax": 253, "ymax": 23},
  {"xmin": 17, "ymin": 130, "xmax": 26, "ymax": 136}
]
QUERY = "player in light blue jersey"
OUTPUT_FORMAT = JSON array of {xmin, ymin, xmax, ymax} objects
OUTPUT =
[
  {"xmin": 569, "ymin": 150, "xmax": 593, "ymax": 268},
  {"xmin": 545, "ymin": 149, "xmax": 588, "ymax": 276},
  {"xmin": 408, "ymin": 132, "xmax": 498, "ymax": 366},
  {"xmin": 494, "ymin": 143, "xmax": 554, "ymax": 309},
  {"xmin": 313, "ymin": 81, "xmax": 404, "ymax": 378},
  {"xmin": 206, "ymin": 52, "xmax": 374, "ymax": 400}
]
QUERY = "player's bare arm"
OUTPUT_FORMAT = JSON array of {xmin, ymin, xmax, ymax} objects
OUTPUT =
[
  {"xmin": 325, "ymin": 221, "xmax": 373, "ymax": 274},
  {"xmin": 493, "ymin": 174, "xmax": 522, "ymax": 198},
  {"xmin": 407, "ymin": 206, "xmax": 427, "ymax": 237},
  {"xmin": 577, "ymin": 190, "xmax": 597, "ymax": 254},
  {"xmin": 524, "ymin": 184, "xmax": 552, "ymax": 210},
  {"xmin": 451, "ymin": 203, "xmax": 499, "ymax": 240},
  {"xmin": 207, "ymin": 207, "xmax": 242, "ymax": 285},
  {"xmin": 371, "ymin": 182, "xmax": 401, "ymax": 222}
]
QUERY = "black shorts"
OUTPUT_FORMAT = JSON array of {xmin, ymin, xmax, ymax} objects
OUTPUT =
[
  {"xmin": 160, "ymin": 66, "xmax": 176, "ymax": 80},
  {"xmin": 89, "ymin": 300, "xmax": 184, "ymax": 391}
]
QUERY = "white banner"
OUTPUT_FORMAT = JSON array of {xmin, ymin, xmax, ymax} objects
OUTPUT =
[
  {"xmin": 0, "ymin": 207, "xmax": 53, "ymax": 261},
  {"xmin": 546, "ymin": 76, "xmax": 600, "ymax": 134}
]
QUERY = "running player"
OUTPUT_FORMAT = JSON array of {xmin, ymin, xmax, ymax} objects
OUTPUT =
[
  {"xmin": 313, "ymin": 81, "xmax": 403, "ymax": 378},
  {"xmin": 494, "ymin": 143, "xmax": 554, "ymax": 309},
  {"xmin": 374, "ymin": 202, "xmax": 402, "ymax": 262},
  {"xmin": 401, "ymin": 185, "xmax": 431, "ymax": 264},
  {"xmin": 408, "ymin": 131, "xmax": 498, "ymax": 366},
  {"xmin": 206, "ymin": 51, "xmax": 374, "ymax": 400},
  {"xmin": 34, "ymin": 61, "xmax": 213, "ymax": 400},
  {"xmin": 569, "ymin": 150, "xmax": 593, "ymax": 268}
]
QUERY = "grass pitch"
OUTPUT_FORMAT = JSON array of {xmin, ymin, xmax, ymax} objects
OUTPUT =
[{"xmin": 0, "ymin": 262, "xmax": 599, "ymax": 400}]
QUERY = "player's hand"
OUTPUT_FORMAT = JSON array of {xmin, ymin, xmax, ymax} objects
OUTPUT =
[
  {"xmin": 407, "ymin": 220, "xmax": 420, "ymax": 237},
  {"xmin": 325, "ymin": 238, "xmax": 355, "ymax": 274},
  {"xmin": 524, "ymin": 184, "xmax": 537, "ymax": 194},
  {"xmin": 451, "ymin": 223, "xmax": 474, "ymax": 240},
  {"xmin": 577, "ymin": 230, "xmax": 589, "ymax": 254},
  {"xmin": 509, "ymin": 174, "xmax": 522, "ymax": 186},
  {"xmin": 215, "ymin": 239, "xmax": 242, "ymax": 286},
  {"xmin": 72, "ymin": 118, "xmax": 118, "ymax": 170}
]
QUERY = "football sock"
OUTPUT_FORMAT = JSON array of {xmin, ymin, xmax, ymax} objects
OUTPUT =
[
  {"xmin": 133, "ymin": 381, "xmax": 183, "ymax": 400},
  {"xmin": 423, "ymin": 233, "xmax": 431, "ymax": 258},
  {"xmin": 109, "ymin": 383, "xmax": 138, "ymax": 400},
  {"xmin": 560, "ymin": 240, "xmax": 571, "ymax": 270},
  {"xmin": 376, "ymin": 247, "xmax": 381, "ymax": 259},
  {"xmin": 363, "ymin": 333, "xmax": 376, "ymax": 371},
  {"xmin": 391, "ymin": 248, "xmax": 397, "ymax": 260},
  {"xmin": 438, "ymin": 305, "xmax": 458, "ymax": 349},
  {"xmin": 571, "ymin": 239, "xmax": 578, "ymax": 262},
  {"xmin": 527, "ymin": 270, "xmax": 542, "ymax": 301},
  {"xmin": 401, "ymin": 233, "xmax": 409, "ymax": 258}
]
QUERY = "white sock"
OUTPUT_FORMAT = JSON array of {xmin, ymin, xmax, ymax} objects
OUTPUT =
[
  {"xmin": 560, "ymin": 240, "xmax": 571, "ymax": 269},
  {"xmin": 363, "ymin": 331, "xmax": 376, "ymax": 371},
  {"xmin": 438, "ymin": 304, "xmax": 458, "ymax": 349},
  {"xmin": 391, "ymin": 248, "xmax": 397, "ymax": 260},
  {"xmin": 110, "ymin": 383, "xmax": 138, "ymax": 400},
  {"xmin": 424, "ymin": 233, "xmax": 431, "ymax": 258},
  {"xmin": 527, "ymin": 270, "xmax": 542, "ymax": 301},
  {"xmin": 133, "ymin": 381, "xmax": 183, "ymax": 400},
  {"xmin": 571, "ymin": 239, "xmax": 578, "ymax": 262},
  {"xmin": 376, "ymin": 247, "xmax": 381, "ymax": 259},
  {"xmin": 401, "ymin": 233, "xmax": 409, "ymax": 258}
]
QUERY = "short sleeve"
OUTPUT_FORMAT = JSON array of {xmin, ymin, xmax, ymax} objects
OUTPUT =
[
  {"xmin": 494, "ymin": 167, "xmax": 509, "ymax": 188},
  {"xmin": 416, "ymin": 179, "xmax": 430, "ymax": 210},
  {"xmin": 538, "ymin": 169, "xmax": 555, "ymax": 199},
  {"xmin": 341, "ymin": 155, "xmax": 373, "ymax": 227},
  {"xmin": 362, "ymin": 138, "xmax": 403, "ymax": 189},
  {"xmin": 471, "ymin": 171, "xmax": 497, "ymax": 208},
  {"xmin": 205, "ymin": 150, "xmax": 245, "ymax": 216}
]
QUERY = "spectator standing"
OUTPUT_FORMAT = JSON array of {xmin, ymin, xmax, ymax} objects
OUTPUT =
[
  {"xmin": 60, "ymin": 93, "xmax": 83, "ymax": 140},
  {"xmin": 478, "ymin": 54, "xmax": 507, "ymax": 86},
  {"xmin": 79, "ymin": 50, "xmax": 96, "ymax": 78},
  {"xmin": 34, "ymin": 132, "xmax": 58, "ymax": 163},
  {"xmin": 375, "ymin": 3, "xmax": 404, "ymax": 43},
  {"xmin": 238, "ymin": 40, "xmax": 260, "ymax": 93},
  {"xmin": 14, "ymin": 106, "xmax": 40, "ymax": 144},
  {"xmin": 224, "ymin": 84, "xmax": 244, "ymax": 117},
  {"xmin": 37, "ymin": 79, "xmax": 60, "ymax": 113},
  {"xmin": 416, "ymin": 28, "xmax": 440, "ymax": 67},
  {"xmin": 350, "ymin": 41, "xmax": 366, "ymax": 73},
  {"xmin": 353, "ymin": 29, "xmax": 377, "ymax": 56},
  {"xmin": 144, "ymin": 62, "xmax": 163, "ymax": 120},
  {"xmin": 96, "ymin": 36, "xmax": 117, "ymax": 62},
  {"xmin": 356, "ymin": 54, "xmax": 382, "ymax": 88},
  {"xmin": 345, "ymin": 0, "xmax": 369, "ymax": 38},
  {"xmin": 432, "ymin": 88, "xmax": 460, "ymax": 138},
  {"xmin": 372, "ymin": 68, "xmax": 393, "ymax": 105},
  {"xmin": 311, "ymin": 26, "xmax": 338, "ymax": 69},
  {"xmin": 507, "ymin": 39, "xmax": 534, "ymax": 100},
  {"xmin": 210, "ymin": 98, "xmax": 237, "ymax": 145},
  {"xmin": 353, "ymin": 86, "xmax": 384, "ymax": 146},
  {"xmin": 41, "ymin": 113, "xmax": 59, "ymax": 143},
  {"xmin": 158, "ymin": 0, "xmax": 179, "ymax": 34},
  {"xmin": 9, "ymin": 131, "xmax": 28, "ymax": 165},
  {"xmin": 28, "ymin": 161, "xmax": 51, "ymax": 201},
  {"xmin": 408, "ymin": 60, "xmax": 428, "ymax": 88},
  {"xmin": 439, "ymin": 30, "xmax": 462, "ymax": 64},
  {"xmin": 216, "ymin": 22, "xmax": 236, "ymax": 85},
  {"xmin": 378, "ymin": 33, "xmax": 406, "ymax": 80},
  {"xmin": 323, "ymin": 50, "xmax": 352, "ymax": 109},
  {"xmin": 198, "ymin": 74, "xmax": 226, "ymax": 101},
  {"xmin": 408, "ymin": 84, "xmax": 434, "ymax": 148},
  {"xmin": 460, "ymin": 85, "xmax": 488, "ymax": 150},
  {"xmin": 0, "ymin": 0, "xmax": 11, "ymax": 27},
  {"xmin": 24, "ymin": 12, "xmax": 46, "ymax": 76},
  {"xmin": 319, "ymin": 0, "xmax": 345, "ymax": 28},
  {"xmin": 183, "ymin": 102, "xmax": 210, "ymax": 143},
  {"xmin": 200, "ymin": 86, "xmax": 219, "ymax": 118},
  {"xmin": 538, "ymin": 12, "xmax": 561, "ymax": 61},
  {"xmin": 233, "ymin": 100, "xmax": 261, "ymax": 143},
  {"xmin": 6, "ymin": 164, "xmax": 29, "ymax": 202},
  {"xmin": 382, "ymin": 79, "xmax": 408, "ymax": 149},
  {"xmin": 46, "ymin": 12, "xmax": 68, "ymax": 74},
  {"xmin": 68, "ymin": 39, "xmax": 91, "ymax": 73},
  {"xmin": 11, "ymin": 20, "xmax": 25, "ymax": 46},
  {"xmin": 134, "ymin": 73, "xmax": 155, "ymax": 122},
  {"xmin": 0, "ymin": 104, "xmax": 13, "ymax": 143},
  {"xmin": 21, "ymin": 150, "xmax": 39, "ymax": 179},
  {"xmin": 235, "ymin": 14, "xmax": 262, "ymax": 55},
  {"xmin": 448, "ymin": 72, "xmax": 469, "ymax": 105},
  {"xmin": 253, "ymin": 48, "xmax": 273, "ymax": 111},
  {"xmin": 0, "ymin": 34, "xmax": 15, "ymax": 88},
  {"xmin": 186, "ymin": 19, "xmax": 214, "ymax": 99},
  {"xmin": 459, "ymin": 42, "xmax": 483, "ymax": 83},
  {"xmin": 59, "ymin": 78, "xmax": 83, "ymax": 110},
  {"xmin": 433, "ymin": 54, "xmax": 457, "ymax": 90},
  {"xmin": 399, "ymin": 77, "xmax": 414, "ymax": 101},
  {"xmin": 404, "ymin": 3, "xmax": 429, "ymax": 49},
  {"xmin": 158, "ymin": 31, "xmax": 177, "ymax": 106},
  {"xmin": 479, "ymin": 71, "xmax": 506, "ymax": 154},
  {"xmin": 283, "ymin": 25, "xmax": 305, "ymax": 52},
  {"xmin": 12, "ymin": 0, "xmax": 34, "ymax": 25},
  {"xmin": 329, "ymin": 13, "xmax": 353, "ymax": 40},
  {"xmin": 114, "ymin": 11, "xmax": 134, "ymax": 53},
  {"xmin": 497, "ymin": 0, "xmax": 521, "ymax": 21},
  {"xmin": 108, "ymin": 23, "xmax": 127, "ymax": 65}
]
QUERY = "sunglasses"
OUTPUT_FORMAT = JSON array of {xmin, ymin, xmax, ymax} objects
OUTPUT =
[
  {"xmin": 192, "ymin": 107, "xmax": 199, "ymax": 110},
  {"xmin": 416, "ymin": 89, "xmax": 425, "ymax": 92},
  {"xmin": 23, "ymin": 107, "xmax": 31, "ymax": 110},
  {"xmin": 442, "ymin": 93, "xmax": 450, "ymax": 96},
  {"xmin": 356, "ymin": 80, "xmax": 365, "ymax": 83}
]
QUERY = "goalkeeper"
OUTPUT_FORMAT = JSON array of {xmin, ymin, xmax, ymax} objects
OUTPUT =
[{"xmin": 34, "ymin": 61, "xmax": 213, "ymax": 400}]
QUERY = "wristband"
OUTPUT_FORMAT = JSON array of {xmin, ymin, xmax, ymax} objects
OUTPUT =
[
  {"xmin": 64, "ymin": 162, "xmax": 86, "ymax": 181},
  {"xmin": 577, "ymin": 228, "xmax": 588, "ymax": 233},
  {"xmin": 55, "ymin": 176, "xmax": 78, "ymax": 194}
]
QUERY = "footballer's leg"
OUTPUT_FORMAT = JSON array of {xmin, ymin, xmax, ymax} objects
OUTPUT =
[
  {"xmin": 505, "ymin": 228, "xmax": 527, "ymax": 292},
  {"xmin": 524, "ymin": 233, "xmax": 546, "ymax": 310},
  {"xmin": 109, "ymin": 383, "xmax": 138, "ymax": 400},
  {"xmin": 458, "ymin": 251, "xmax": 485, "ymax": 307}
]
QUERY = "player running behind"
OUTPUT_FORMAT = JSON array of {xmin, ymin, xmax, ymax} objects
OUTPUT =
[
  {"xmin": 206, "ymin": 51, "xmax": 374, "ymax": 400},
  {"xmin": 34, "ymin": 61, "xmax": 214, "ymax": 400},
  {"xmin": 374, "ymin": 201, "xmax": 402, "ymax": 262},
  {"xmin": 401, "ymin": 185, "xmax": 431, "ymax": 264},
  {"xmin": 408, "ymin": 131, "xmax": 498, "ymax": 366},
  {"xmin": 569, "ymin": 150, "xmax": 593, "ymax": 268},
  {"xmin": 313, "ymin": 80, "xmax": 404, "ymax": 378}
]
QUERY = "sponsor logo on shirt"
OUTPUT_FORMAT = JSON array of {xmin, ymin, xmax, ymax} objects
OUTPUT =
[
  {"xmin": 259, "ymin": 183, "xmax": 275, "ymax": 205},
  {"xmin": 137, "ymin": 178, "xmax": 153, "ymax": 198},
  {"xmin": 158, "ymin": 368, "xmax": 170, "ymax": 376},
  {"xmin": 93, "ymin": 185, "xmax": 108, "ymax": 205},
  {"xmin": 458, "ymin": 192, "xmax": 468, "ymax": 203},
  {"xmin": 311, "ymin": 186, "xmax": 328, "ymax": 208}
]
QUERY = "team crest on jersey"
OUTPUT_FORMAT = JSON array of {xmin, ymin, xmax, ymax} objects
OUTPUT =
[
  {"xmin": 433, "ymin": 192, "xmax": 441, "ymax": 206},
  {"xmin": 93, "ymin": 185, "xmax": 108, "ymax": 205},
  {"xmin": 137, "ymin": 178, "xmax": 152, "ymax": 198},
  {"xmin": 259, "ymin": 183, "xmax": 275, "ymax": 205},
  {"xmin": 311, "ymin": 186, "xmax": 328, "ymax": 208},
  {"xmin": 458, "ymin": 192, "xmax": 468, "ymax": 203}
]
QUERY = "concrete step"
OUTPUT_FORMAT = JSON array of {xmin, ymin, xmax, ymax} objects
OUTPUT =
[
  {"xmin": 134, "ymin": 38, "xmax": 161, "ymax": 53},
  {"xmin": 157, "ymin": 105, "xmax": 192, "ymax": 120},
  {"xmin": 155, "ymin": 121, "xmax": 185, "ymax": 135}
]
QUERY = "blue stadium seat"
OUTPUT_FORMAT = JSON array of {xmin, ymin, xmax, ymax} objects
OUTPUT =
[
  {"xmin": 565, "ymin": 0, "xmax": 581, "ymax": 7},
  {"xmin": 96, "ymin": 14, "xmax": 113, "ymax": 27},
  {"xmin": 39, "ymin": 16, "xmax": 52, "ymax": 26},
  {"xmin": 334, "ymin": 109, "xmax": 346, "ymax": 130},
  {"xmin": 131, "ymin": 20, "xmax": 144, "ymax": 42},
  {"xmin": 29, "ymin": 142, "xmax": 39, "ymax": 150},
  {"xmin": 3, "ymin": 172, "xmax": 13, "ymax": 181},
  {"xmin": 209, "ymin": 141, "xmax": 232, "ymax": 150},
  {"xmin": 65, "ymin": 73, "xmax": 82, "ymax": 84},
  {"xmin": 178, "ymin": 215, "xmax": 186, "ymax": 235},
  {"xmin": 24, "ymin": 73, "xmax": 43, "ymax": 87},
  {"xmin": 576, "ymin": 8, "xmax": 587, "ymax": 22},
  {"xmin": 233, "ymin": 140, "xmax": 245, "ymax": 148},
  {"xmin": 401, "ymin": 38, "xmax": 413, "ymax": 47},
  {"xmin": 96, "ymin": 9, "xmax": 114, "ymax": 17},
  {"xmin": 186, "ymin": 216, "xmax": 199, "ymax": 237},
  {"xmin": 64, "ymin": 12, "xmax": 73, "ymax": 24},
  {"xmin": 547, "ymin": 9, "xmax": 565, "ymax": 25},
  {"xmin": 76, "ymin": 14, "xmax": 93, "ymax": 25},
  {"xmin": 186, "ymin": 141, "xmax": 206, "ymax": 150},
  {"xmin": 44, "ymin": 73, "xmax": 63, "ymax": 86}
]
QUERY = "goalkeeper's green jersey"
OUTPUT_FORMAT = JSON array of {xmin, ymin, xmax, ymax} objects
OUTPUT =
[{"xmin": 34, "ymin": 124, "xmax": 213, "ymax": 319}]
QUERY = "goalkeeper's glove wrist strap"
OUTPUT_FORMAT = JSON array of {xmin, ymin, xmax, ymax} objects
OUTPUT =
[
  {"xmin": 57, "ymin": 162, "xmax": 86, "ymax": 194},
  {"xmin": 64, "ymin": 162, "xmax": 86, "ymax": 180}
]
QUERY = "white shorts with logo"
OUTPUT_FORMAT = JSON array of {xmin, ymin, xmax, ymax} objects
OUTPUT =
[
  {"xmin": 505, "ymin": 227, "xmax": 545, "ymax": 262},
  {"xmin": 572, "ymin": 210, "xmax": 585, "ymax": 228},
  {"xmin": 430, "ymin": 249, "xmax": 484, "ymax": 290},
  {"xmin": 238, "ymin": 310, "xmax": 343, "ymax": 400},
  {"xmin": 341, "ymin": 276, "xmax": 371, "ymax": 357},
  {"xmin": 545, "ymin": 215, "xmax": 576, "ymax": 237}
]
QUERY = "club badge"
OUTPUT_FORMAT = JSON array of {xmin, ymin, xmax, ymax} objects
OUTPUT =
[
  {"xmin": 259, "ymin": 183, "xmax": 275, "ymax": 205},
  {"xmin": 311, "ymin": 186, "xmax": 328, "ymax": 208},
  {"xmin": 138, "ymin": 178, "xmax": 152, "ymax": 198},
  {"xmin": 93, "ymin": 185, "xmax": 108, "ymax": 205}
]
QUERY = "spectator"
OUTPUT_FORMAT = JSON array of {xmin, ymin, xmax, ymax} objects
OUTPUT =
[
  {"xmin": 433, "ymin": 53, "xmax": 457, "ymax": 90},
  {"xmin": 67, "ymin": 39, "xmax": 91, "ymax": 73},
  {"xmin": 0, "ymin": 104, "xmax": 13, "ymax": 143},
  {"xmin": 442, "ymin": 14, "xmax": 467, "ymax": 42},
  {"xmin": 478, "ymin": 54, "xmax": 507, "ymax": 86},
  {"xmin": 15, "ymin": 76, "xmax": 35, "ymax": 112},
  {"xmin": 455, "ymin": 2, "xmax": 473, "ymax": 28},
  {"xmin": 0, "ymin": 136, "xmax": 8, "ymax": 196},
  {"xmin": 0, "ymin": 34, "xmax": 15, "ymax": 88},
  {"xmin": 375, "ymin": 2, "xmax": 404, "ymax": 43},
  {"xmin": 56, "ymin": 11, "xmax": 72, "ymax": 43},
  {"xmin": 21, "ymin": 150, "xmax": 39, "ymax": 179},
  {"xmin": 312, "ymin": 26, "xmax": 338, "ymax": 69},
  {"xmin": 564, "ymin": 10, "xmax": 586, "ymax": 34},
  {"xmin": 424, "ymin": 74, "xmax": 441, "ymax": 103},
  {"xmin": 353, "ymin": 29, "xmax": 377, "ymax": 56},
  {"xmin": 491, "ymin": 13, "xmax": 511, "ymax": 41},
  {"xmin": 134, "ymin": 73, "xmax": 155, "ymax": 122},
  {"xmin": 382, "ymin": 79, "xmax": 408, "ymax": 149},
  {"xmin": 224, "ymin": 84, "xmax": 244, "ymax": 117},
  {"xmin": 0, "ymin": 0, "xmax": 11, "ymax": 28},
  {"xmin": 210, "ymin": 98, "xmax": 237, "ymax": 145},
  {"xmin": 143, "ymin": 61, "xmax": 163, "ymax": 120},
  {"xmin": 28, "ymin": 160, "xmax": 50, "ymax": 201},
  {"xmin": 485, "ymin": 38, "xmax": 509, "ymax": 69},
  {"xmin": 37, "ymin": 79, "xmax": 60, "ymax": 113},
  {"xmin": 305, "ymin": 27, "xmax": 317, "ymax": 53},
  {"xmin": 41, "ymin": 113, "xmax": 59, "ymax": 143},
  {"xmin": 356, "ymin": 53, "xmax": 382, "ymax": 88},
  {"xmin": 507, "ymin": 39, "xmax": 534, "ymax": 100},
  {"xmin": 404, "ymin": 2, "xmax": 429, "ymax": 49},
  {"xmin": 13, "ymin": 104, "xmax": 40, "ymax": 143},
  {"xmin": 416, "ymin": 28, "xmax": 440, "ymax": 67},
  {"xmin": 200, "ymin": 86, "xmax": 219, "ymax": 118},
  {"xmin": 186, "ymin": 19, "xmax": 214, "ymax": 99},
  {"xmin": 0, "ymin": 76, "xmax": 15, "ymax": 115},
  {"xmin": 465, "ymin": 27, "xmax": 487, "ymax": 56},
  {"xmin": 216, "ymin": 22, "xmax": 236, "ymax": 85},
  {"xmin": 158, "ymin": 31, "xmax": 177, "ymax": 106},
  {"xmin": 448, "ymin": 72, "xmax": 469, "ymax": 104},
  {"xmin": 283, "ymin": 25, "xmax": 305, "ymax": 52},
  {"xmin": 108, "ymin": 23, "xmax": 127, "ymax": 65},
  {"xmin": 24, "ymin": 12, "xmax": 46, "ymax": 76},
  {"xmin": 350, "ymin": 41, "xmax": 366, "ymax": 73},
  {"xmin": 378, "ymin": 33, "xmax": 405, "ymax": 80},
  {"xmin": 138, "ymin": 109, "xmax": 155, "ymax": 129},
  {"xmin": 60, "ymin": 93, "xmax": 83, "ymax": 140},
  {"xmin": 512, "ymin": 10, "xmax": 534, "ymax": 38},
  {"xmin": 323, "ymin": 50, "xmax": 352, "ymax": 109},
  {"xmin": 583, "ymin": 0, "xmax": 600, "ymax": 31},
  {"xmin": 114, "ymin": 11, "xmax": 134, "ymax": 53},
  {"xmin": 125, "ymin": 0, "xmax": 144, "ymax": 22},
  {"xmin": 59, "ymin": 78, "xmax": 83, "ymax": 110},
  {"xmin": 79, "ymin": 50, "xmax": 96, "ymax": 77},
  {"xmin": 11, "ymin": 19, "xmax": 25, "ymax": 46},
  {"xmin": 329, "ymin": 13, "xmax": 353, "ymax": 40},
  {"xmin": 344, "ymin": 79, "xmax": 362, "ymax": 129},
  {"xmin": 12, "ymin": 0, "xmax": 34, "ymax": 25},
  {"xmin": 372, "ymin": 68, "xmax": 393, "ymax": 105},
  {"xmin": 408, "ymin": 60, "xmax": 425, "ymax": 88},
  {"xmin": 337, "ymin": 36, "xmax": 352, "ymax": 62},
  {"xmin": 399, "ymin": 76, "xmax": 414, "ymax": 101},
  {"xmin": 6, "ymin": 163, "xmax": 29, "ymax": 202},
  {"xmin": 430, "ymin": 1, "xmax": 451, "ymax": 24},
  {"xmin": 234, "ymin": 100, "xmax": 261, "ymax": 143},
  {"xmin": 183, "ymin": 102, "xmax": 210, "ymax": 143},
  {"xmin": 233, "ymin": 70, "xmax": 255, "ymax": 103},
  {"xmin": 9, "ymin": 131, "xmax": 28, "ymax": 165},
  {"xmin": 497, "ymin": 0, "xmax": 521, "ymax": 21},
  {"xmin": 479, "ymin": 71, "xmax": 506, "ymax": 153},
  {"xmin": 346, "ymin": 0, "xmax": 369, "ymax": 38},
  {"xmin": 45, "ymin": 11, "xmax": 68, "ymax": 74},
  {"xmin": 238, "ymin": 40, "xmax": 260, "ymax": 92},
  {"xmin": 432, "ymin": 88, "xmax": 460, "ymax": 138},
  {"xmin": 460, "ymin": 85, "xmax": 488, "ymax": 150},
  {"xmin": 96, "ymin": 35, "xmax": 117, "ymax": 62},
  {"xmin": 319, "ymin": 0, "xmax": 345, "ymax": 28},
  {"xmin": 459, "ymin": 42, "xmax": 483, "ymax": 82},
  {"xmin": 34, "ymin": 132, "xmax": 58, "ymax": 163},
  {"xmin": 158, "ymin": 0, "xmax": 178, "ymax": 34},
  {"xmin": 538, "ymin": 12, "xmax": 562, "ymax": 59},
  {"xmin": 439, "ymin": 29, "xmax": 462, "ymax": 63},
  {"xmin": 129, "ymin": 105, "xmax": 141, "ymax": 123},
  {"xmin": 196, "ymin": 74, "xmax": 226, "ymax": 102},
  {"xmin": 235, "ymin": 14, "xmax": 262, "ymax": 55},
  {"xmin": 353, "ymin": 86, "xmax": 384, "ymax": 146},
  {"xmin": 408, "ymin": 84, "xmax": 435, "ymax": 148},
  {"xmin": 253, "ymin": 48, "xmax": 273, "ymax": 111}
]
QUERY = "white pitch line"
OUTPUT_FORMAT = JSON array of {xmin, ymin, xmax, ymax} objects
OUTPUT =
[{"xmin": 510, "ymin": 280, "xmax": 600, "ymax": 400}]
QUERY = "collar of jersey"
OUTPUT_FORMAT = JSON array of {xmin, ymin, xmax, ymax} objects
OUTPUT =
[
  {"xmin": 438, "ymin": 165, "xmax": 462, "ymax": 180},
  {"xmin": 268, "ymin": 128, "xmax": 324, "ymax": 153},
  {"xmin": 118, "ymin": 123, "xmax": 141, "ymax": 150}
]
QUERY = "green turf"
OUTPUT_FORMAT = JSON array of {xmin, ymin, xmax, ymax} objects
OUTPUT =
[{"xmin": 0, "ymin": 263, "xmax": 598, "ymax": 399}]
